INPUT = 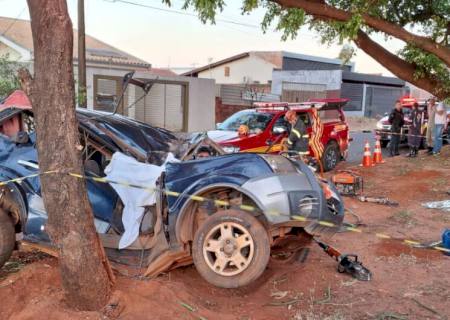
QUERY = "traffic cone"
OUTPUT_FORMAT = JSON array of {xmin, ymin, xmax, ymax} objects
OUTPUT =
[
  {"xmin": 372, "ymin": 138, "xmax": 385, "ymax": 164},
  {"xmin": 360, "ymin": 141, "xmax": 374, "ymax": 167}
]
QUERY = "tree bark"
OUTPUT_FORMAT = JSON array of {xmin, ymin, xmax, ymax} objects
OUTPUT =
[
  {"xmin": 271, "ymin": 0, "xmax": 450, "ymax": 68},
  {"xmin": 353, "ymin": 30, "xmax": 449, "ymax": 99},
  {"xmin": 24, "ymin": 0, "xmax": 114, "ymax": 310}
]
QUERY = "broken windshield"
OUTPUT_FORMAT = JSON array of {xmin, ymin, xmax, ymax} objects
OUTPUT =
[{"xmin": 217, "ymin": 110, "xmax": 273, "ymax": 134}]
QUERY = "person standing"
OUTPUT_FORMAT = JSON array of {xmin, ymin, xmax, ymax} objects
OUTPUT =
[
  {"xmin": 388, "ymin": 100, "xmax": 404, "ymax": 157},
  {"xmin": 284, "ymin": 110, "xmax": 309, "ymax": 156},
  {"xmin": 426, "ymin": 98, "xmax": 436, "ymax": 154},
  {"xmin": 432, "ymin": 101, "xmax": 447, "ymax": 155},
  {"xmin": 407, "ymin": 102, "xmax": 423, "ymax": 157}
]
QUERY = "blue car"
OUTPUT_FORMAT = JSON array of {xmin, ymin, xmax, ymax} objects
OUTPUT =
[{"xmin": 0, "ymin": 105, "xmax": 344, "ymax": 288}]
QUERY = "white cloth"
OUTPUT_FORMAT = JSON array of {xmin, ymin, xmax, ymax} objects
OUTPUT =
[
  {"xmin": 104, "ymin": 152, "xmax": 178, "ymax": 249},
  {"xmin": 435, "ymin": 102, "xmax": 447, "ymax": 125}
]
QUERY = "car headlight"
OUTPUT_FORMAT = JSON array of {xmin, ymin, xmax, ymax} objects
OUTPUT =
[
  {"xmin": 223, "ymin": 146, "xmax": 240, "ymax": 153},
  {"xmin": 259, "ymin": 154, "xmax": 297, "ymax": 173},
  {"xmin": 376, "ymin": 122, "xmax": 384, "ymax": 130}
]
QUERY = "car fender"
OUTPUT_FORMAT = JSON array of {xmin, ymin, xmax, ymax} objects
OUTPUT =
[
  {"xmin": 174, "ymin": 181, "xmax": 266, "ymax": 244},
  {"xmin": 0, "ymin": 176, "xmax": 28, "ymax": 232}
]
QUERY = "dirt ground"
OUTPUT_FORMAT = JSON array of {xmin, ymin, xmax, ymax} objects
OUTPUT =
[{"xmin": 1, "ymin": 147, "xmax": 449, "ymax": 320}]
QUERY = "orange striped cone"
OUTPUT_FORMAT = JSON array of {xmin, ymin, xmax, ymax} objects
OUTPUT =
[
  {"xmin": 360, "ymin": 141, "xmax": 374, "ymax": 167},
  {"xmin": 373, "ymin": 138, "xmax": 385, "ymax": 164}
]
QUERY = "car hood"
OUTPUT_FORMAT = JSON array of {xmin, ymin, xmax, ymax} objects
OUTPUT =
[
  {"xmin": 164, "ymin": 153, "xmax": 273, "ymax": 205},
  {"xmin": 207, "ymin": 130, "xmax": 239, "ymax": 142}
]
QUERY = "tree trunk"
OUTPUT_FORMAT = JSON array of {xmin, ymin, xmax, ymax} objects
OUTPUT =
[{"xmin": 24, "ymin": 0, "xmax": 115, "ymax": 310}]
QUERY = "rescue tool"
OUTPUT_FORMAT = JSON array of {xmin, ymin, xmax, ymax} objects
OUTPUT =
[{"xmin": 314, "ymin": 238, "xmax": 372, "ymax": 281}]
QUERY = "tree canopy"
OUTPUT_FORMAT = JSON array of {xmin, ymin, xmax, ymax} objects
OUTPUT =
[{"xmin": 166, "ymin": 0, "xmax": 450, "ymax": 99}]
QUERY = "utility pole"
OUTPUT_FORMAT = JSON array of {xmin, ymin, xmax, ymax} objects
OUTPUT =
[{"xmin": 78, "ymin": 0, "xmax": 87, "ymax": 108}]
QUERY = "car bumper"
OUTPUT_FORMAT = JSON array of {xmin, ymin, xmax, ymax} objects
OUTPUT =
[{"xmin": 240, "ymin": 167, "xmax": 344, "ymax": 233}]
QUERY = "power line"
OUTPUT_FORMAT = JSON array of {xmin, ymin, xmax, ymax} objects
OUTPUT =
[
  {"xmin": 104, "ymin": 0, "xmax": 262, "ymax": 29},
  {"xmin": 103, "ymin": 0, "xmax": 318, "ymax": 39}
]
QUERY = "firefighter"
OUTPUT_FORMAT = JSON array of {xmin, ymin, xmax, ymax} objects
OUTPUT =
[
  {"xmin": 284, "ymin": 110, "xmax": 309, "ymax": 156},
  {"xmin": 407, "ymin": 102, "xmax": 423, "ymax": 157}
]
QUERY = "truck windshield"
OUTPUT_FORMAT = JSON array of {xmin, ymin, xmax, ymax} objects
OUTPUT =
[{"xmin": 218, "ymin": 110, "xmax": 273, "ymax": 133}]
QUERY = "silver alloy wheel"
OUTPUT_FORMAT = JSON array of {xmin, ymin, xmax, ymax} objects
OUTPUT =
[{"xmin": 202, "ymin": 222, "xmax": 254, "ymax": 276}]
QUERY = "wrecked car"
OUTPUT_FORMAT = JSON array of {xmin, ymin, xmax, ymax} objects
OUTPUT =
[{"xmin": 0, "ymin": 89, "xmax": 345, "ymax": 288}]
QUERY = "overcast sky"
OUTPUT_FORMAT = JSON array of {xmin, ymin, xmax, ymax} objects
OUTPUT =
[{"xmin": 1, "ymin": 0, "xmax": 404, "ymax": 75}]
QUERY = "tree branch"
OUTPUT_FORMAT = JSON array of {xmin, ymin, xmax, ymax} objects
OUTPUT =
[
  {"xmin": 354, "ymin": 30, "xmax": 449, "ymax": 99},
  {"xmin": 270, "ymin": 0, "xmax": 450, "ymax": 67}
]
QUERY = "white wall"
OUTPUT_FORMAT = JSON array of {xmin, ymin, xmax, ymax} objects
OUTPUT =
[
  {"xmin": 83, "ymin": 66, "xmax": 215, "ymax": 132},
  {"xmin": 271, "ymin": 70, "xmax": 342, "ymax": 95},
  {"xmin": 197, "ymin": 55, "xmax": 276, "ymax": 84}
]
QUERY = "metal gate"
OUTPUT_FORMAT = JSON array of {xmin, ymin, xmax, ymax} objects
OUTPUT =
[
  {"xmin": 134, "ymin": 82, "xmax": 185, "ymax": 131},
  {"xmin": 364, "ymin": 85, "xmax": 403, "ymax": 118},
  {"xmin": 341, "ymin": 82, "xmax": 363, "ymax": 112}
]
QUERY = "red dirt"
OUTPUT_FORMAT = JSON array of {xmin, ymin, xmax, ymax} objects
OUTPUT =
[{"xmin": 1, "ymin": 147, "xmax": 450, "ymax": 320}]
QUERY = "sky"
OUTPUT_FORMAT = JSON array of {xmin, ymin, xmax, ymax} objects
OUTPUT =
[{"xmin": 0, "ymin": 0, "xmax": 405, "ymax": 75}]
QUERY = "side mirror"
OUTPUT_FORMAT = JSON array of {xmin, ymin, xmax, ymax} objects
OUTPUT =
[
  {"xmin": 273, "ymin": 126, "xmax": 287, "ymax": 135},
  {"xmin": 216, "ymin": 123, "xmax": 222, "ymax": 129}
]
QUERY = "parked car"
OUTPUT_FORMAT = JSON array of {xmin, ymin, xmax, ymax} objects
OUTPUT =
[
  {"xmin": 0, "ymin": 92, "xmax": 345, "ymax": 288},
  {"xmin": 208, "ymin": 99, "xmax": 351, "ymax": 171},
  {"xmin": 375, "ymin": 97, "xmax": 449, "ymax": 148}
]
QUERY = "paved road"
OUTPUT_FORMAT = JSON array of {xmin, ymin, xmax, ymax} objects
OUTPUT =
[{"xmin": 346, "ymin": 131, "xmax": 409, "ymax": 164}]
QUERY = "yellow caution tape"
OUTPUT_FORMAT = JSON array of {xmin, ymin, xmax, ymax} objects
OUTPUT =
[{"xmin": 1, "ymin": 170, "xmax": 449, "ymax": 254}]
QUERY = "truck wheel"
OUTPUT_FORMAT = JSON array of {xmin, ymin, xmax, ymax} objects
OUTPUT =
[
  {"xmin": 380, "ymin": 140, "xmax": 389, "ymax": 148},
  {"xmin": 192, "ymin": 210, "xmax": 270, "ymax": 288},
  {"xmin": 322, "ymin": 141, "xmax": 340, "ymax": 172},
  {"xmin": 0, "ymin": 209, "xmax": 15, "ymax": 268}
]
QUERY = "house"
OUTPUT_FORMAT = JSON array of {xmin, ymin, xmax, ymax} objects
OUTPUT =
[
  {"xmin": 185, "ymin": 51, "xmax": 406, "ymax": 119},
  {"xmin": 0, "ymin": 16, "xmax": 215, "ymax": 132},
  {"xmin": 272, "ymin": 70, "xmax": 406, "ymax": 118},
  {"xmin": 183, "ymin": 51, "xmax": 354, "ymax": 84}
]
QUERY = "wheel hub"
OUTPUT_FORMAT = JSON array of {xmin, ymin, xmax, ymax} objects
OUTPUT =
[{"xmin": 203, "ymin": 222, "xmax": 255, "ymax": 276}]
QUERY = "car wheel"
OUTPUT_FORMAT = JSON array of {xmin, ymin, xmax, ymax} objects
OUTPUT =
[
  {"xmin": 380, "ymin": 140, "xmax": 389, "ymax": 148},
  {"xmin": 192, "ymin": 210, "xmax": 270, "ymax": 288},
  {"xmin": 0, "ymin": 208, "xmax": 16, "ymax": 268},
  {"xmin": 322, "ymin": 141, "xmax": 340, "ymax": 172}
]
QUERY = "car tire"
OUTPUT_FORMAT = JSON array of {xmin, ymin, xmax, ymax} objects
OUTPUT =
[
  {"xmin": 0, "ymin": 209, "xmax": 15, "ymax": 268},
  {"xmin": 380, "ymin": 140, "xmax": 389, "ymax": 148},
  {"xmin": 322, "ymin": 141, "xmax": 340, "ymax": 172},
  {"xmin": 192, "ymin": 209, "xmax": 270, "ymax": 288}
]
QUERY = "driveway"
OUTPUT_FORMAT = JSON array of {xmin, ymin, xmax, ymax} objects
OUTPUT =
[{"xmin": 346, "ymin": 131, "xmax": 409, "ymax": 164}]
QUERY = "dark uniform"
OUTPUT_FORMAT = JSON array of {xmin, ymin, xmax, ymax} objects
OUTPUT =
[
  {"xmin": 407, "ymin": 108, "xmax": 423, "ymax": 157},
  {"xmin": 388, "ymin": 108, "xmax": 404, "ymax": 156},
  {"xmin": 287, "ymin": 118, "xmax": 309, "ymax": 155}
]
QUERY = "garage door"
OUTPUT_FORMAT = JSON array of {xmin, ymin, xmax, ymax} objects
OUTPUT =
[
  {"xmin": 134, "ymin": 83, "xmax": 185, "ymax": 131},
  {"xmin": 365, "ymin": 86, "xmax": 404, "ymax": 118},
  {"xmin": 341, "ymin": 82, "xmax": 363, "ymax": 112}
]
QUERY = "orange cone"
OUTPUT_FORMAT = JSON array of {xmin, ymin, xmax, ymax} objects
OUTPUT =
[
  {"xmin": 360, "ymin": 141, "xmax": 374, "ymax": 167},
  {"xmin": 373, "ymin": 138, "xmax": 385, "ymax": 164}
]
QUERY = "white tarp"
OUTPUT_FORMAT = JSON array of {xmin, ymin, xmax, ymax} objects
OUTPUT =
[
  {"xmin": 422, "ymin": 200, "xmax": 450, "ymax": 212},
  {"xmin": 104, "ymin": 152, "xmax": 178, "ymax": 249}
]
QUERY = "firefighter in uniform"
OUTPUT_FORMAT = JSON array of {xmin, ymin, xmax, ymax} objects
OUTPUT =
[{"xmin": 284, "ymin": 110, "xmax": 309, "ymax": 157}]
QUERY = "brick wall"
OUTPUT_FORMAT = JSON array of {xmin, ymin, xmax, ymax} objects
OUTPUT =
[{"xmin": 215, "ymin": 97, "xmax": 250, "ymax": 123}]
